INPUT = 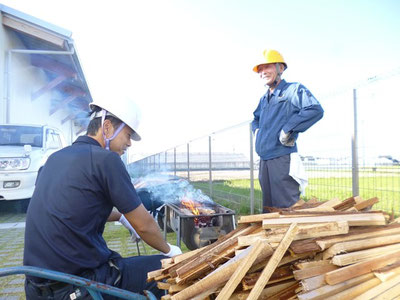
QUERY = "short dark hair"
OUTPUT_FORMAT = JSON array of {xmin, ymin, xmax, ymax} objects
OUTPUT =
[{"xmin": 86, "ymin": 106, "xmax": 123, "ymax": 136}]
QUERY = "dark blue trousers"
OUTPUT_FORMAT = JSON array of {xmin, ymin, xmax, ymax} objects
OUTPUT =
[
  {"xmin": 25, "ymin": 255, "xmax": 166, "ymax": 300},
  {"xmin": 259, "ymin": 154, "xmax": 300, "ymax": 212}
]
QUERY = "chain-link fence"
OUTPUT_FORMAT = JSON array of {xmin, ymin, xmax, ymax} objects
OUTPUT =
[{"xmin": 127, "ymin": 71, "xmax": 400, "ymax": 216}]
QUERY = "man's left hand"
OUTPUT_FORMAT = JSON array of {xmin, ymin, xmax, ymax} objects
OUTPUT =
[{"xmin": 279, "ymin": 129, "xmax": 295, "ymax": 147}]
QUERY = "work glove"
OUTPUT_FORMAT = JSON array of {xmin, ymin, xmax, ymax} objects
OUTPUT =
[
  {"xmin": 163, "ymin": 243, "xmax": 182, "ymax": 258},
  {"xmin": 119, "ymin": 215, "xmax": 141, "ymax": 242},
  {"xmin": 279, "ymin": 129, "xmax": 295, "ymax": 147}
]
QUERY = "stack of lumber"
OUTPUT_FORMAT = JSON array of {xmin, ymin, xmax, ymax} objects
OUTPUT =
[{"xmin": 148, "ymin": 196, "xmax": 400, "ymax": 300}]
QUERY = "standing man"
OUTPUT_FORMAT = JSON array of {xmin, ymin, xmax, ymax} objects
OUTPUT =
[
  {"xmin": 24, "ymin": 96, "xmax": 181, "ymax": 299},
  {"xmin": 251, "ymin": 49, "xmax": 324, "ymax": 212}
]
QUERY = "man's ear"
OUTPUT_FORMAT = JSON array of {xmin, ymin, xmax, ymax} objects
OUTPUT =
[{"xmin": 102, "ymin": 119, "xmax": 114, "ymax": 138}]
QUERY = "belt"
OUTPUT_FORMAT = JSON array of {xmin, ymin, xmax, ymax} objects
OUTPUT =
[{"xmin": 28, "ymin": 278, "xmax": 71, "ymax": 296}]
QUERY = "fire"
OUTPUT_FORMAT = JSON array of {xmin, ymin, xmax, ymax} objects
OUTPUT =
[{"xmin": 181, "ymin": 197, "xmax": 200, "ymax": 216}]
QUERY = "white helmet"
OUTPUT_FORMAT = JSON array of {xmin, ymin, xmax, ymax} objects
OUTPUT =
[{"xmin": 89, "ymin": 95, "xmax": 142, "ymax": 141}]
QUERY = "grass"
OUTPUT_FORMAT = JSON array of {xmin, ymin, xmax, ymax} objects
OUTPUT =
[{"xmin": 192, "ymin": 175, "xmax": 400, "ymax": 216}]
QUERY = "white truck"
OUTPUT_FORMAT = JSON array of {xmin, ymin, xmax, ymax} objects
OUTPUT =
[{"xmin": 0, "ymin": 124, "xmax": 66, "ymax": 201}]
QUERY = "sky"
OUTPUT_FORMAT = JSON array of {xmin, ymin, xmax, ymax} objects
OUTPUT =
[{"xmin": 2, "ymin": 0, "xmax": 400, "ymax": 160}]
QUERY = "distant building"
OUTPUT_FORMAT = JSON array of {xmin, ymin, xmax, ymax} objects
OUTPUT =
[{"xmin": 0, "ymin": 4, "xmax": 91, "ymax": 143}]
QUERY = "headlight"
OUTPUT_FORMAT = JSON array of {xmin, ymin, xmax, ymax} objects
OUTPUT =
[{"xmin": 0, "ymin": 157, "xmax": 31, "ymax": 170}]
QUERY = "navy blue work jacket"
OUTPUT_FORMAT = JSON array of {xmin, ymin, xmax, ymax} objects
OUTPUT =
[
  {"xmin": 251, "ymin": 80, "xmax": 324, "ymax": 160},
  {"xmin": 23, "ymin": 136, "xmax": 141, "ymax": 276}
]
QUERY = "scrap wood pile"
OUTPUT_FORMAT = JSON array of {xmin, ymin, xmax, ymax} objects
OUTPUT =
[{"xmin": 148, "ymin": 196, "xmax": 400, "ymax": 300}]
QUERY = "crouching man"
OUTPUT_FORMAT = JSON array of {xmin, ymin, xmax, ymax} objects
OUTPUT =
[{"xmin": 24, "ymin": 95, "xmax": 181, "ymax": 299}]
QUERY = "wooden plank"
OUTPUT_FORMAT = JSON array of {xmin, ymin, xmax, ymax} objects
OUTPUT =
[
  {"xmin": 290, "ymin": 239, "xmax": 321, "ymax": 254},
  {"xmin": 2, "ymin": 15, "xmax": 66, "ymax": 47},
  {"xmin": 157, "ymin": 282, "xmax": 171, "ymax": 290},
  {"xmin": 354, "ymin": 197, "xmax": 379, "ymax": 211},
  {"xmin": 373, "ymin": 282, "xmax": 400, "ymax": 300},
  {"xmin": 296, "ymin": 207, "xmax": 335, "ymax": 213},
  {"xmin": 300, "ymin": 274, "xmax": 326, "ymax": 292},
  {"xmin": 352, "ymin": 273, "xmax": 400, "ymax": 300},
  {"xmin": 266, "ymin": 221, "xmax": 349, "ymax": 243},
  {"xmin": 292, "ymin": 199, "xmax": 306, "ymax": 207},
  {"xmin": 262, "ymin": 213, "xmax": 386, "ymax": 228},
  {"xmin": 147, "ymin": 268, "xmax": 163, "ymax": 282},
  {"xmin": 297, "ymin": 273, "xmax": 374, "ymax": 300},
  {"xmin": 238, "ymin": 212, "xmax": 280, "ymax": 223},
  {"xmin": 323, "ymin": 233, "xmax": 400, "ymax": 259},
  {"xmin": 295, "ymin": 260, "xmax": 332, "ymax": 270},
  {"xmin": 170, "ymin": 241, "xmax": 273, "ymax": 300},
  {"xmin": 174, "ymin": 224, "xmax": 258, "ymax": 278},
  {"xmin": 215, "ymin": 240, "xmax": 265, "ymax": 300},
  {"xmin": 168, "ymin": 283, "xmax": 189, "ymax": 294},
  {"xmin": 172, "ymin": 247, "xmax": 203, "ymax": 264},
  {"xmin": 325, "ymin": 249, "xmax": 400, "ymax": 285},
  {"xmin": 241, "ymin": 265, "xmax": 293, "ymax": 290},
  {"xmin": 294, "ymin": 264, "xmax": 338, "ymax": 280},
  {"xmin": 231, "ymin": 280, "xmax": 296, "ymax": 300},
  {"xmin": 247, "ymin": 223, "xmax": 299, "ymax": 300},
  {"xmin": 316, "ymin": 223, "xmax": 400, "ymax": 250},
  {"xmin": 318, "ymin": 198, "xmax": 342, "ymax": 208},
  {"xmin": 332, "ymin": 243, "xmax": 400, "ymax": 266},
  {"xmin": 248, "ymin": 251, "xmax": 316, "ymax": 274},
  {"xmin": 333, "ymin": 197, "xmax": 356, "ymax": 211},
  {"xmin": 237, "ymin": 231, "xmax": 268, "ymax": 246},
  {"xmin": 324, "ymin": 277, "xmax": 381, "ymax": 300},
  {"xmin": 374, "ymin": 260, "xmax": 400, "ymax": 282},
  {"xmin": 166, "ymin": 223, "xmax": 251, "ymax": 276}
]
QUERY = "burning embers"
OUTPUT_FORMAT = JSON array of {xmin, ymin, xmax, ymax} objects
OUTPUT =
[{"xmin": 180, "ymin": 196, "xmax": 215, "ymax": 228}]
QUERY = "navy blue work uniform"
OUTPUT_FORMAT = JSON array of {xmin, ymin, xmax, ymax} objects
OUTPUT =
[
  {"xmin": 252, "ymin": 80, "xmax": 324, "ymax": 211},
  {"xmin": 24, "ymin": 136, "xmax": 165, "ymax": 299}
]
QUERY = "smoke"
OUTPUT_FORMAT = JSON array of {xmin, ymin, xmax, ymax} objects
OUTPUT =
[{"xmin": 132, "ymin": 172, "xmax": 214, "ymax": 205}]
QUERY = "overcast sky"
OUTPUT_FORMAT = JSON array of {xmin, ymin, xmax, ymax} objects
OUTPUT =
[{"xmin": 2, "ymin": 0, "xmax": 400, "ymax": 160}]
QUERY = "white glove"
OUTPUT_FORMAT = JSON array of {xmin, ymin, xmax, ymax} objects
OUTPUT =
[
  {"xmin": 119, "ymin": 215, "xmax": 141, "ymax": 242},
  {"xmin": 163, "ymin": 243, "xmax": 182, "ymax": 257},
  {"xmin": 279, "ymin": 129, "xmax": 295, "ymax": 147}
]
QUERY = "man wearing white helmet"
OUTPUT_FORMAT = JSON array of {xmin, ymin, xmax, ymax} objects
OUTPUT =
[
  {"xmin": 251, "ymin": 49, "xmax": 324, "ymax": 212},
  {"xmin": 24, "ymin": 96, "xmax": 181, "ymax": 299}
]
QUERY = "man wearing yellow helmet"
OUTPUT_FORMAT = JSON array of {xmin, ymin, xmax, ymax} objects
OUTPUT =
[{"xmin": 251, "ymin": 49, "xmax": 324, "ymax": 212}]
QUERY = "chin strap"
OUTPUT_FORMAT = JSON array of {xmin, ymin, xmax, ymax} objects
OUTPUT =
[{"xmin": 101, "ymin": 109, "xmax": 125, "ymax": 150}]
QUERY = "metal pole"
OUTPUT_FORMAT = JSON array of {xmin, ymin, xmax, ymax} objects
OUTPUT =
[
  {"xmin": 249, "ymin": 124, "xmax": 255, "ymax": 214},
  {"xmin": 174, "ymin": 148, "xmax": 177, "ymax": 176},
  {"xmin": 352, "ymin": 89, "xmax": 360, "ymax": 196},
  {"xmin": 187, "ymin": 143, "xmax": 190, "ymax": 180},
  {"xmin": 209, "ymin": 136, "xmax": 213, "ymax": 197}
]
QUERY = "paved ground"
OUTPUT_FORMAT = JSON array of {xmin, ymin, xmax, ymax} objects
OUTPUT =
[{"xmin": 0, "ymin": 200, "xmax": 181, "ymax": 299}]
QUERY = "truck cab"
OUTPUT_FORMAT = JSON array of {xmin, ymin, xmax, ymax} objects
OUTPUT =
[{"xmin": 0, "ymin": 124, "xmax": 66, "ymax": 201}]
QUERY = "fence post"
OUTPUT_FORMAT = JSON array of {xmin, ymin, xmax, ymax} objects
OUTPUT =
[
  {"xmin": 352, "ymin": 88, "xmax": 360, "ymax": 196},
  {"xmin": 249, "ymin": 123, "xmax": 255, "ymax": 214},
  {"xmin": 209, "ymin": 135, "xmax": 213, "ymax": 197},
  {"xmin": 187, "ymin": 143, "xmax": 190, "ymax": 181},
  {"xmin": 174, "ymin": 148, "xmax": 177, "ymax": 176}
]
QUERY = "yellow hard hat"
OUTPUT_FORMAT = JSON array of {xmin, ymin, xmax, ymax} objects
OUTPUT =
[{"xmin": 253, "ymin": 49, "xmax": 287, "ymax": 73}]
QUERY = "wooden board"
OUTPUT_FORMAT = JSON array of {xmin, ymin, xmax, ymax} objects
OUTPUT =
[
  {"xmin": 352, "ymin": 273, "xmax": 400, "ymax": 300},
  {"xmin": 323, "ymin": 233, "xmax": 400, "ymax": 259},
  {"xmin": 316, "ymin": 223, "xmax": 400, "ymax": 250},
  {"xmin": 332, "ymin": 243, "xmax": 400, "ymax": 266},
  {"xmin": 297, "ymin": 273, "xmax": 374, "ymax": 300},
  {"xmin": 215, "ymin": 240, "xmax": 266, "ymax": 300},
  {"xmin": 325, "ymin": 249, "xmax": 400, "ymax": 285},
  {"xmin": 247, "ymin": 223, "xmax": 299, "ymax": 300},
  {"xmin": 262, "ymin": 213, "xmax": 386, "ymax": 229}
]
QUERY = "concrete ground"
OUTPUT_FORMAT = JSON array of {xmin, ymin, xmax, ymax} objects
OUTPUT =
[{"xmin": 0, "ymin": 200, "xmax": 179, "ymax": 300}]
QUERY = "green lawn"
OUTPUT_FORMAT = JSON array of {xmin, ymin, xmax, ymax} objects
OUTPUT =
[{"xmin": 192, "ymin": 176, "xmax": 400, "ymax": 216}]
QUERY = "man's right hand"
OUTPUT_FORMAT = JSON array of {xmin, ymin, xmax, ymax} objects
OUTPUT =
[{"xmin": 163, "ymin": 243, "xmax": 182, "ymax": 257}]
